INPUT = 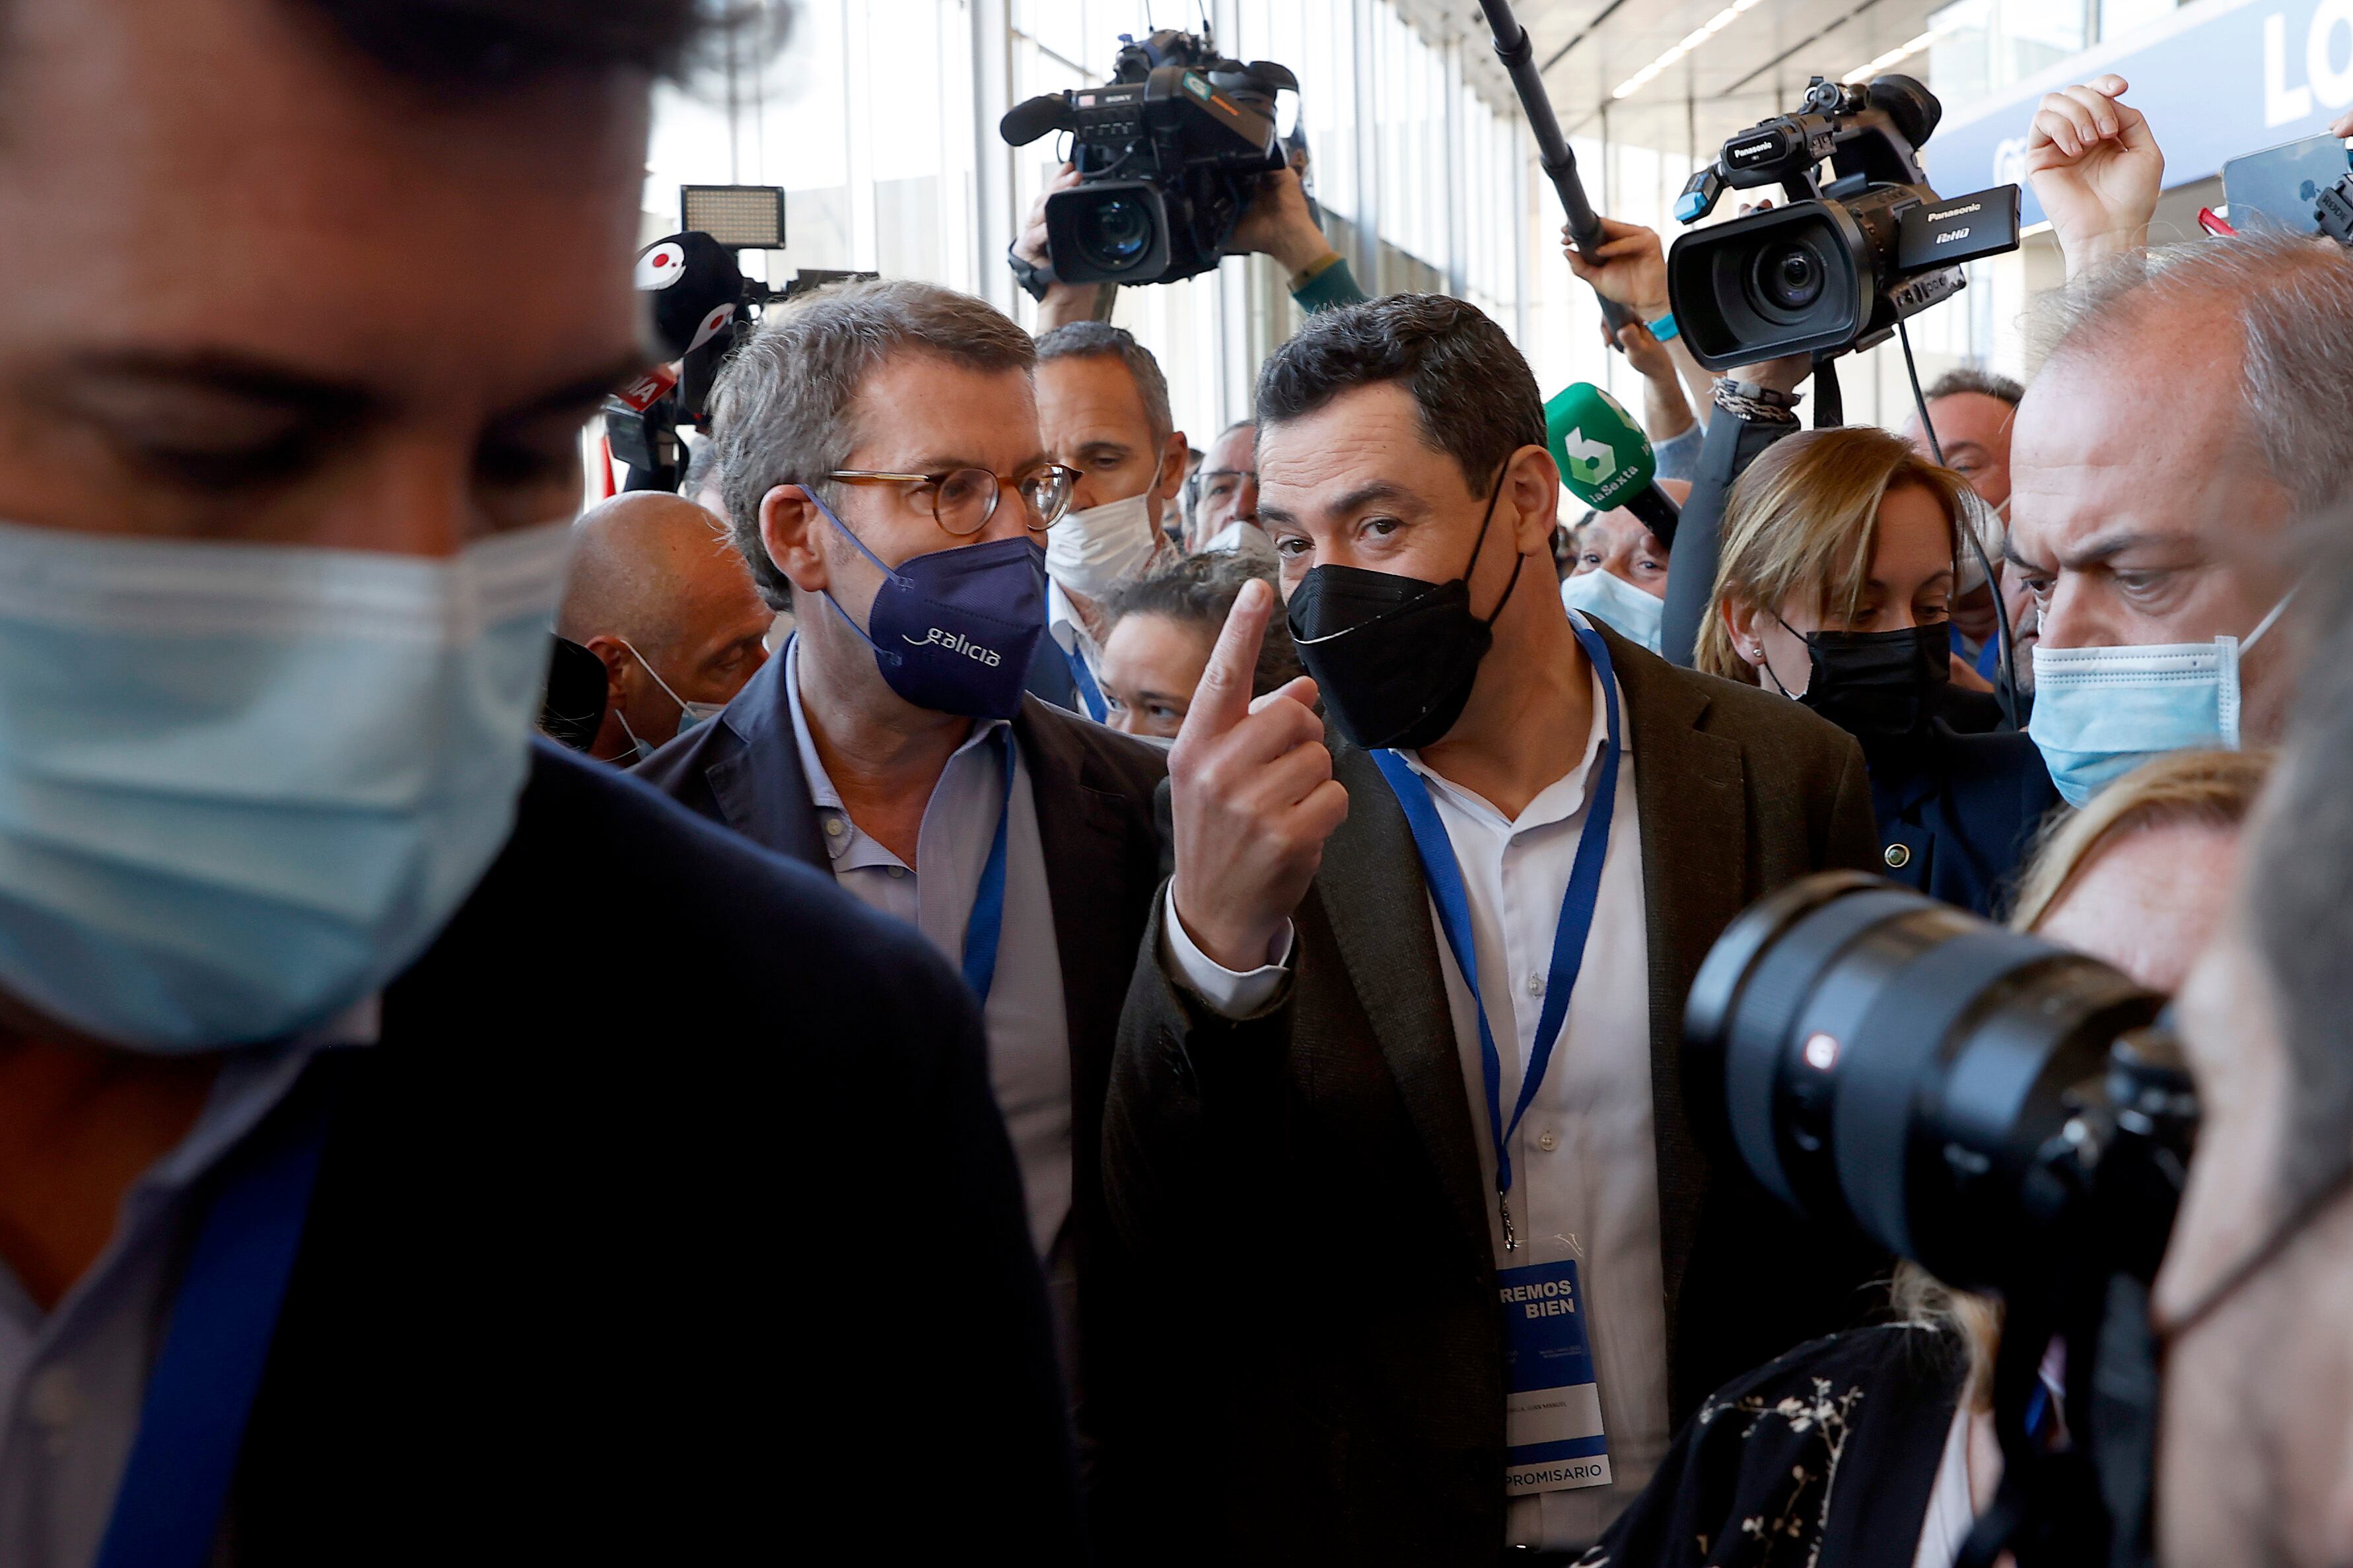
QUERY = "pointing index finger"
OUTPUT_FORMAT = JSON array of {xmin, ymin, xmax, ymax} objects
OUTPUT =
[{"xmin": 1180, "ymin": 576, "xmax": 1275, "ymax": 742}]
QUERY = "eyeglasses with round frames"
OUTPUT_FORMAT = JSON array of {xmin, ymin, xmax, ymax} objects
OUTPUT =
[{"xmin": 825, "ymin": 463, "xmax": 1080, "ymax": 536}]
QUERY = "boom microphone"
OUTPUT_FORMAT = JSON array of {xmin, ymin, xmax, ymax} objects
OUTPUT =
[
  {"xmin": 1476, "ymin": 0, "xmax": 1633, "ymax": 333},
  {"xmin": 1545, "ymin": 383, "xmax": 1683, "ymax": 545}
]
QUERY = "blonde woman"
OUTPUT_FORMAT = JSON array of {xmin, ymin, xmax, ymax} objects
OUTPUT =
[{"xmin": 1701, "ymin": 427, "xmax": 2058, "ymax": 918}]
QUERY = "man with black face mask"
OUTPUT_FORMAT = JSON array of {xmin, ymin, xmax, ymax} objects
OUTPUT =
[{"xmin": 1103, "ymin": 295, "xmax": 1886, "ymax": 1564}]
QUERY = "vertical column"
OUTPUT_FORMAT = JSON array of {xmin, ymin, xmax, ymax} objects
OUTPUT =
[
  {"xmin": 1216, "ymin": 0, "xmax": 1250, "ymax": 428},
  {"xmin": 1354, "ymin": 0, "xmax": 1382, "ymax": 292},
  {"xmin": 1512, "ymin": 118, "xmax": 1531, "ymax": 347},
  {"xmin": 969, "ymin": 0, "xmax": 1018, "ymax": 312},
  {"xmin": 843, "ymin": 0, "xmax": 878, "ymax": 270},
  {"xmin": 1444, "ymin": 32, "xmax": 1469, "ymax": 299}
]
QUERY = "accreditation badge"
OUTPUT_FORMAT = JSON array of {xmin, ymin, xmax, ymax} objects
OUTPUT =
[{"xmin": 1499, "ymin": 1258, "xmax": 1610, "ymax": 1495}]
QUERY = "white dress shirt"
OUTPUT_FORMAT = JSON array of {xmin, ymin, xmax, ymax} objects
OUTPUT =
[
  {"xmin": 1167, "ymin": 623, "xmax": 1669, "ymax": 1552},
  {"xmin": 785, "ymin": 640, "xmax": 1076, "ymax": 1264},
  {"xmin": 1045, "ymin": 580, "xmax": 1108, "ymax": 722}
]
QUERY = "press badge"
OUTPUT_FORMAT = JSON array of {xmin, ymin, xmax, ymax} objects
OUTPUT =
[{"xmin": 1499, "ymin": 1258, "xmax": 1611, "ymax": 1494}]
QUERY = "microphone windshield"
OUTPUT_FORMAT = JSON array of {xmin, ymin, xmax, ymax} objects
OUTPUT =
[
  {"xmin": 635, "ymin": 232, "xmax": 745, "ymax": 362},
  {"xmin": 1546, "ymin": 383, "xmax": 1658, "ymax": 514},
  {"xmin": 1000, "ymin": 93, "xmax": 1075, "ymax": 147}
]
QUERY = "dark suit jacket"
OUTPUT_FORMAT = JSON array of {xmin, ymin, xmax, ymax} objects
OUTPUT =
[
  {"xmin": 1102, "ymin": 623, "xmax": 1888, "ymax": 1566},
  {"xmin": 634, "ymin": 650, "xmax": 1169, "ymax": 1554},
  {"xmin": 1868, "ymin": 722, "xmax": 2062, "ymax": 919},
  {"xmin": 228, "ymin": 742, "xmax": 1082, "ymax": 1565}
]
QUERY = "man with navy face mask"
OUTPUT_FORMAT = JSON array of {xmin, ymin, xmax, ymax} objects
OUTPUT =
[
  {"xmin": 0, "ymin": 3, "xmax": 1083, "ymax": 1563},
  {"xmin": 638, "ymin": 278, "xmax": 1173, "ymax": 1556},
  {"xmin": 1105, "ymin": 294, "xmax": 1885, "ymax": 1563},
  {"xmin": 2006, "ymin": 224, "xmax": 2353, "ymax": 805}
]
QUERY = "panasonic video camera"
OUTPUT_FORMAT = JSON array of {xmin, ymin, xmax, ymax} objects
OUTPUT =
[
  {"xmin": 999, "ymin": 26, "xmax": 1296, "ymax": 290},
  {"xmin": 1686, "ymin": 873, "xmax": 2195, "ymax": 1567},
  {"xmin": 1666, "ymin": 76, "xmax": 2022, "ymax": 370}
]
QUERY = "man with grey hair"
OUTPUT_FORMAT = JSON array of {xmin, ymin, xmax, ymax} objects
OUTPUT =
[
  {"xmin": 2004, "ymin": 227, "xmax": 2353, "ymax": 807},
  {"xmin": 1029, "ymin": 320, "xmax": 1187, "ymax": 720},
  {"xmin": 635, "ymin": 278, "xmax": 1172, "ymax": 1553}
]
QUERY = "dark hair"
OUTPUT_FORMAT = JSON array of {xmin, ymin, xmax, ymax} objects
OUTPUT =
[
  {"xmin": 1922, "ymin": 367, "xmax": 2025, "ymax": 407},
  {"xmin": 1035, "ymin": 322, "xmax": 1174, "ymax": 447},
  {"xmin": 295, "ymin": 0, "xmax": 781, "ymax": 88},
  {"xmin": 1104, "ymin": 553, "xmax": 1304, "ymax": 699},
  {"xmin": 2249, "ymin": 510, "xmax": 2353, "ymax": 1207},
  {"xmin": 1254, "ymin": 294, "xmax": 1542, "ymax": 500},
  {"xmin": 681, "ymin": 436, "xmax": 723, "ymax": 497}
]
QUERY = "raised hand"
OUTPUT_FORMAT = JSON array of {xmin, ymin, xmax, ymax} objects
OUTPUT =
[
  {"xmin": 1230, "ymin": 166, "xmax": 1339, "ymax": 278},
  {"xmin": 1168, "ymin": 578, "xmax": 1347, "ymax": 972},
  {"xmin": 1562, "ymin": 217, "xmax": 1670, "ymax": 318},
  {"xmin": 1015, "ymin": 162, "xmax": 1107, "ymax": 331},
  {"xmin": 2023, "ymin": 75, "xmax": 2162, "ymax": 279}
]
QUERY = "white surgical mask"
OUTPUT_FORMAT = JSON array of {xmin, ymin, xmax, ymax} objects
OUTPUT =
[
  {"xmin": 2029, "ymin": 592, "xmax": 2291, "ymax": 808},
  {"xmin": 1045, "ymin": 489, "xmax": 1160, "ymax": 602},
  {"xmin": 0, "ymin": 518, "xmax": 571, "ymax": 1050},
  {"xmin": 1561, "ymin": 569, "xmax": 1665, "ymax": 655},
  {"xmin": 614, "ymin": 636, "xmax": 725, "ymax": 761}
]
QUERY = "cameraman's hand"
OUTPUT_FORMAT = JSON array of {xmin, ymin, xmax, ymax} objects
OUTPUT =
[
  {"xmin": 1561, "ymin": 217, "xmax": 1670, "ymax": 317},
  {"xmin": 2024, "ymin": 75, "xmax": 2161, "ymax": 279},
  {"xmin": 1609, "ymin": 318, "xmax": 1675, "ymax": 382},
  {"xmin": 1016, "ymin": 163, "xmax": 1108, "ymax": 331},
  {"xmin": 1168, "ymin": 580, "xmax": 1345, "ymax": 973},
  {"xmin": 2335, "ymin": 108, "xmax": 2353, "ymax": 137},
  {"xmin": 1230, "ymin": 166, "xmax": 1338, "ymax": 280}
]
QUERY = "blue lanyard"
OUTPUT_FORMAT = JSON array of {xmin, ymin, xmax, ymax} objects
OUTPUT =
[
  {"xmin": 1065, "ymin": 643, "xmax": 1107, "ymax": 724},
  {"xmin": 1370, "ymin": 624, "xmax": 1622, "ymax": 1252},
  {"xmin": 94, "ymin": 1076, "xmax": 335, "ymax": 1568},
  {"xmin": 961, "ymin": 726, "xmax": 1017, "ymax": 1003}
]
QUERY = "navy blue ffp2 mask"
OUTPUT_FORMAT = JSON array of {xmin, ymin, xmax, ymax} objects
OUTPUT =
[{"xmin": 811, "ymin": 491, "xmax": 1047, "ymax": 720}]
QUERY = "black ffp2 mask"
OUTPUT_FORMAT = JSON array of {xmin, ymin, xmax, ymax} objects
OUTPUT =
[
  {"xmin": 1285, "ymin": 474, "xmax": 1524, "ymax": 751},
  {"xmin": 1789, "ymin": 622, "xmax": 1950, "ymax": 741}
]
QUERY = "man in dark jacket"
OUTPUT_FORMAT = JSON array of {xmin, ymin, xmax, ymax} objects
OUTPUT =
[
  {"xmin": 0, "ymin": 4, "xmax": 1078, "ymax": 1563},
  {"xmin": 636, "ymin": 277, "xmax": 1172, "ymax": 1555},
  {"xmin": 1107, "ymin": 295, "xmax": 1885, "ymax": 1564}
]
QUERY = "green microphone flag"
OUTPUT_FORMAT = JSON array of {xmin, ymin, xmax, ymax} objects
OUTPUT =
[{"xmin": 1545, "ymin": 382, "xmax": 1657, "ymax": 514}]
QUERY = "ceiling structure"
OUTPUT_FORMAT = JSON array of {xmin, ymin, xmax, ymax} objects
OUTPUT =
[{"xmin": 1409, "ymin": 0, "xmax": 1959, "ymax": 164}]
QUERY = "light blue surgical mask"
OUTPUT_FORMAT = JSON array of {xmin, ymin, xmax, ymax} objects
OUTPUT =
[
  {"xmin": 2028, "ymin": 594, "xmax": 2291, "ymax": 808},
  {"xmin": 0, "ymin": 518, "xmax": 571, "ymax": 1051},
  {"xmin": 1561, "ymin": 568, "xmax": 1665, "ymax": 655},
  {"xmin": 612, "ymin": 636, "xmax": 726, "ymax": 762}
]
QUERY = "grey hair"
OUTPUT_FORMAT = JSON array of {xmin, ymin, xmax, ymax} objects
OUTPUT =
[
  {"xmin": 2034, "ymin": 232, "xmax": 2353, "ymax": 520},
  {"xmin": 1035, "ymin": 322, "xmax": 1174, "ymax": 448},
  {"xmin": 711, "ymin": 278, "xmax": 1035, "ymax": 610},
  {"xmin": 1922, "ymin": 366, "xmax": 2023, "ymax": 407}
]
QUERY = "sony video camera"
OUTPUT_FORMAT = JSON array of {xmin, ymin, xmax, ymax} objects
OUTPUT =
[
  {"xmin": 1666, "ymin": 76, "xmax": 2022, "ymax": 370},
  {"xmin": 1686, "ymin": 873, "xmax": 2195, "ymax": 1567},
  {"xmin": 1000, "ymin": 26, "xmax": 1296, "ymax": 290}
]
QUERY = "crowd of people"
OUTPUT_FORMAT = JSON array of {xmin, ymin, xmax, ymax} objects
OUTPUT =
[{"xmin": 3, "ymin": 5, "xmax": 2353, "ymax": 1565}]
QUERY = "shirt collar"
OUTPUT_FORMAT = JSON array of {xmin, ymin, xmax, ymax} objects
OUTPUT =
[
  {"xmin": 1046, "ymin": 578, "xmax": 1096, "ymax": 662},
  {"xmin": 782, "ymin": 636, "xmax": 1011, "ymax": 865},
  {"xmin": 1400, "ymin": 644, "xmax": 1629, "ymax": 834}
]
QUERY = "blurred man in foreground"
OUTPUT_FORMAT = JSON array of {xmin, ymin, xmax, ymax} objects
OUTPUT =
[
  {"xmin": 557, "ymin": 491, "xmax": 773, "ymax": 763},
  {"xmin": 0, "ymin": 1, "xmax": 1080, "ymax": 1560},
  {"xmin": 2154, "ymin": 549, "xmax": 2353, "ymax": 1567}
]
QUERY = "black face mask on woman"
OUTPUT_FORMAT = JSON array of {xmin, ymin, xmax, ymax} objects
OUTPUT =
[
  {"xmin": 1284, "ymin": 467, "xmax": 1524, "ymax": 751},
  {"xmin": 1769, "ymin": 620, "xmax": 1950, "ymax": 742}
]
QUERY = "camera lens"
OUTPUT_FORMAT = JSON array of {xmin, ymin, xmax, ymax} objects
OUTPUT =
[
  {"xmin": 1682, "ymin": 871, "xmax": 2174, "ymax": 1293},
  {"xmin": 1076, "ymin": 195, "xmax": 1154, "ymax": 271},
  {"xmin": 1753, "ymin": 240, "xmax": 1827, "ymax": 313}
]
